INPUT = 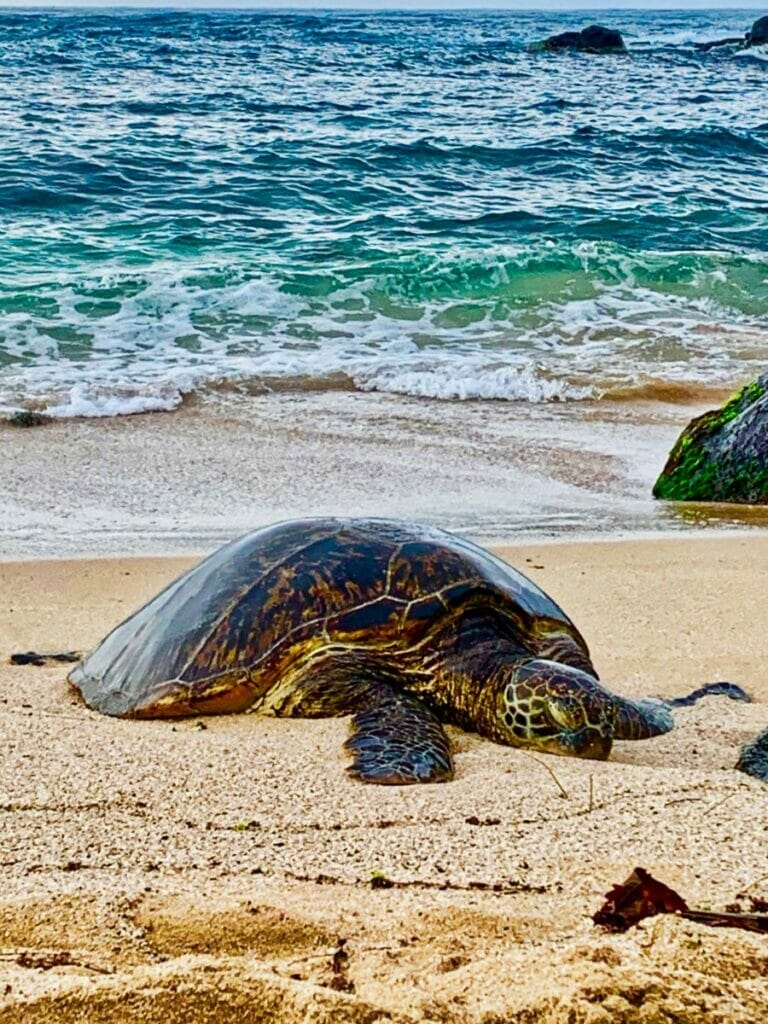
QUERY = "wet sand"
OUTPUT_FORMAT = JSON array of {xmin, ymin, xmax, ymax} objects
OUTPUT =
[
  {"xmin": 1, "ymin": 535, "xmax": 766, "ymax": 1023},
  {"xmin": 3, "ymin": 390, "xmax": 768, "ymax": 560}
]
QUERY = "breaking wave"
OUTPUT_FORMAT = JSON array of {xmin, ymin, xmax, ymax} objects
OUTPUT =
[{"xmin": 1, "ymin": 8, "xmax": 766, "ymax": 418}]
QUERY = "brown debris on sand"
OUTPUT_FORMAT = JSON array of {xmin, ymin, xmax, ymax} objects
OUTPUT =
[{"xmin": 594, "ymin": 866, "xmax": 768, "ymax": 934}]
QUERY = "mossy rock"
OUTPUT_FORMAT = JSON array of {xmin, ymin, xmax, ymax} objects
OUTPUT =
[
  {"xmin": 6, "ymin": 410, "xmax": 52, "ymax": 428},
  {"xmin": 653, "ymin": 374, "xmax": 768, "ymax": 503}
]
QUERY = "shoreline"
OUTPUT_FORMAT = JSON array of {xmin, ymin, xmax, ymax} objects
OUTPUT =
[
  {"xmin": 3, "ymin": 390, "xmax": 768, "ymax": 561},
  {"xmin": 3, "ymin": 522, "xmax": 768, "ymax": 564},
  {"xmin": 2, "ymin": 534, "xmax": 766, "ymax": 1021}
]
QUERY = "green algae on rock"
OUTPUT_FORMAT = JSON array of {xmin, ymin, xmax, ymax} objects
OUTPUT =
[
  {"xmin": 6, "ymin": 410, "xmax": 51, "ymax": 428},
  {"xmin": 653, "ymin": 374, "xmax": 768, "ymax": 503}
]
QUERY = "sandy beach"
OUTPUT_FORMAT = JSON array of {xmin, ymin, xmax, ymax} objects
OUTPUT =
[
  {"xmin": 2, "ymin": 5, "xmax": 768, "ymax": 1021},
  {"xmin": 1, "ymin": 533, "xmax": 766, "ymax": 1023},
  {"xmin": 3, "ymin": 390, "xmax": 768, "ymax": 561}
]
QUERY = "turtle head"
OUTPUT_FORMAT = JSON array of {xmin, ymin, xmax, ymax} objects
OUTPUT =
[{"xmin": 495, "ymin": 659, "xmax": 614, "ymax": 760}]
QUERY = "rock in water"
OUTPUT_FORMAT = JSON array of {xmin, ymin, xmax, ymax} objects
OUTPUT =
[
  {"xmin": 653, "ymin": 374, "xmax": 768, "ymax": 503},
  {"xmin": 537, "ymin": 25, "xmax": 627, "ymax": 54},
  {"xmin": 695, "ymin": 15, "xmax": 768, "ymax": 52},
  {"xmin": 6, "ymin": 410, "xmax": 51, "ymax": 428},
  {"xmin": 693, "ymin": 37, "xmax": 747, "ymax": 53},
  {"xmin": 746, "ymin": 15, "xmax": 768, "ymax": 47}
]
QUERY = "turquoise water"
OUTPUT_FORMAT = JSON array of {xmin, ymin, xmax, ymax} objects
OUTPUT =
[{"xmin": 1, "ymin": 8, "xmax": 767, "ymax": 416}]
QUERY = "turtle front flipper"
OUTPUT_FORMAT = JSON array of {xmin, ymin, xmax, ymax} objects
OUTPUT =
[
  {"xmin": 612, "ymin": 681, "xmax": 752, "ymax": 741},
  {"xmin": 611, "ymin": 696, "xmax": 675, "ymax": 741},
  {"xmin": 662, "ymin": 681, "xmax": 752, "ymax": 708},
  {"xmin": 346, "ymin": 684, "xmax": 454, "ymax": 785}
]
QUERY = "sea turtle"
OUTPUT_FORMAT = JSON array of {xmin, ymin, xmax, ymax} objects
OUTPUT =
[{"xmin": 69, "ymin": 518, "xmax": 749, "ymax": 784}]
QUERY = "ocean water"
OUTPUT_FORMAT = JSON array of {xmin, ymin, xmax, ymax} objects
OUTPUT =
[{"xmin": 1, "ymin": 8, "xmax": 767, "ymax": 418}]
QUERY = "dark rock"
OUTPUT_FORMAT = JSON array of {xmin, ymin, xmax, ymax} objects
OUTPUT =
[
  {"xmin": 746, "ymin": 15, "xmax": 768, "ymax": 47},
  {"xmin": 579, "ymin": 25, "xmax": 627, "ymax": 53},
  {"xmin": 695, "ymin": 15, "xmax": 768, "ymax": 52},
  {"xmin": 6, "ymin": 409, "xmax": 51, "ymax": 428},
  {"xmin": 541, "ymin": 31, "xmax": 583, "ymax": 51},
  {"xmin": 537, "ymin": 25, "xmax": 627, "ymax": 55},
  {"xmin": 653, "ymin": 373, "xmax": 768, "ymax": 503},
  {"xmin": 693, "ymin": 37, "xmax": 747, "ymax": 53},
  {"xmin": 736, "ymin": 726, "xmax": 768, "ymax": 783}
]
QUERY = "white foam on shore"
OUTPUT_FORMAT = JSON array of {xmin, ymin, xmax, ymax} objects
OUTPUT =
[
  {"xmin": 44, "ymin": 386, "xmax": 184, "ymax": 419},
  {"xmin": 2, "ymin": 247, "xmax": 766, "ymax": 419},
  {"xmin": 355, "ymin": 364, "xmax": 591, "ymax": 402}
]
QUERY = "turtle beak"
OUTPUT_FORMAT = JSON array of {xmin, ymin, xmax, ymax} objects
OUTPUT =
[
  {"xmin": 573, "ymin": 728, "xmax": 612, "ymax": 760},
  {"xmin": 543, "ymin": 727, "xmax": 612, "ymax": 761}
]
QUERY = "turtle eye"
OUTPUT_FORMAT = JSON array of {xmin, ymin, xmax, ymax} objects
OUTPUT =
[{"xmin": 547, "ymin": 697, "xmax": 584, "ymax": 730}]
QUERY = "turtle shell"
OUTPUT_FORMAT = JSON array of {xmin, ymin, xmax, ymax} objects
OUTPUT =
[{"xmin": 69, "ymin": 518, "xmax": 591, "ymax": 717}]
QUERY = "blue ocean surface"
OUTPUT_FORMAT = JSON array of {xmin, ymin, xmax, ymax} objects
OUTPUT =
[{"xmin": 0, "ymin": 7, "xmax": 766, "ymax": 416}]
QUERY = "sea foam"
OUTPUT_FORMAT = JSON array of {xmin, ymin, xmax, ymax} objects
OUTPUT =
[{"xmin": 0, "ymin": 9, "xmax": 766, "ymax": 418}]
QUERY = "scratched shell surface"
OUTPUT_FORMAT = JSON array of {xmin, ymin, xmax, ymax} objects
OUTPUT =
[{"xmin": 69, "ymin": 518, "xmax": 587, "ymax": 715}]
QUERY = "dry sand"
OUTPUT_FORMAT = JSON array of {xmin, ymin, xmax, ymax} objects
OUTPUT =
[{"xmin": 1, "ymin": 534, "xmax": 767, "ymax": 1023}]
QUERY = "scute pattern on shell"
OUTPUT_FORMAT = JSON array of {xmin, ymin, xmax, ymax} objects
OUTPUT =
[{"xmin": 69, "ymin": 517, "xmax": 588, "ymax": 718}]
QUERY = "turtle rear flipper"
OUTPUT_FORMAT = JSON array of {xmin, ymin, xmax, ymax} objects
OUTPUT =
[{"xmin": 346, "ymin": 684, "xmax": 454, "ymax": 785}]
